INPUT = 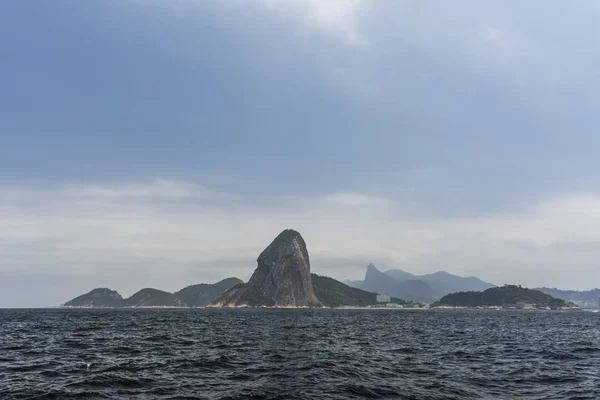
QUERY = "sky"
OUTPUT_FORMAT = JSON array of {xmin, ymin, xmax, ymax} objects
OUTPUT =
[{"xmin": 1, "ymin": 1, "xmax": 600, "ymax": 307}]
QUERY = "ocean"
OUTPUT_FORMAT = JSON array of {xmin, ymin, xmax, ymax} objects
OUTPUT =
[{"xmin": 1, "ymin": 309, "xmax": 599, "ymax": 399}]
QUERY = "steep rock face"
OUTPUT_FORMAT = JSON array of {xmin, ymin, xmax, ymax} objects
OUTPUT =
[
  {"xmin": 64, "ymin": 288, "xmax": 123, "ymax": 307},
  {"xmin": 212, "ymin": 230, "xmax": 321, "ymax": 307}
]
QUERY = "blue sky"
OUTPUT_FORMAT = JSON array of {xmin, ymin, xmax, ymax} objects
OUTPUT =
[{"xmin": 1, "ymin": 1, "xmax": 600, "ymax": 306}]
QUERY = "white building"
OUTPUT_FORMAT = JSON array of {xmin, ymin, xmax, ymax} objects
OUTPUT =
[{"xmin": 376, "ymin": 294, "xmax": 391, "ymax": 303}]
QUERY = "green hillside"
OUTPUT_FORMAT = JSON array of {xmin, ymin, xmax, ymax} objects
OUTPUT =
[{"xmin": 433, "ymin": 285, "xmax": 568, "ymax": 308}]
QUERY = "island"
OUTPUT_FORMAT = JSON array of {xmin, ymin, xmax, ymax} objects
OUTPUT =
[
  {"xmin": 431, "ymin": 285, "xmax": 577, "ymax": 309},
  {"xmin": 64, "ymin": 278, "xmax": 243, "ymax": 308}
]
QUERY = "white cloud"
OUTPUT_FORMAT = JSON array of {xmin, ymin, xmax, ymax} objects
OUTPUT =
[
  {"xmin": 62, "ymin": 179, "xmax": 213, "ymax": 199},
  {"xmin": 260, "ymin": 0, "xmax": 369, "ymax": 47}
]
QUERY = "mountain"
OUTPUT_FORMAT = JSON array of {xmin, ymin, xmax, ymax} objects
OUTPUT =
[
  {"xmin": 64, "ymin": 278, "xmax": 243, "ymax": 308},
  {"xmin": 412, "ymin": 271, "xmax": 494, "ymax": 297},
  {"xmin": 175, "ymin": 278, "xmax": 244, "ymax": 307},
  {"xmin": 433, "ymin": 285, "xmax": 569, "ymax": 308},
  {"xmin": 64, "ymin": 288, "xmax": 123, "ymax": 307},
  {"xmin": 384, "ymin": 269, "xmax": 416, "ymax": 282},
  {"xmin": 212, "ymin": 230, "xmax": 321, "ymax": 307},
  {"xmin": 361, "ymin": 264, "xmax": 438, "ymax": 303},
  {"xmin": 311, "ymin": 274, "xmax": 411, "ymax": 307},
  {"xmin": 343, "ymin": 279, "xmax": 363, "ymax": 288},
  {"xmin": 349, "ymin": 265, "xmax": 495, "ymax": 300},
  {"xmin": 536, "ymin": 288, "xmax": 600, "ymax": 309},
  {"xmin": 122, "ymin": 288, "xmax": 184, "ymax": 307}
]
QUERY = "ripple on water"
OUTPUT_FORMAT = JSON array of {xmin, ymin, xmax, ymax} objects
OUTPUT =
[{"xmin": 0, "ymin": 309, "xmax": 599, "ymax": 399}]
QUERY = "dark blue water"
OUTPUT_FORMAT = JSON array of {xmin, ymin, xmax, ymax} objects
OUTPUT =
[{"xmin": 1, "ymin": 309, "xmax": 599, "ymax": 399}]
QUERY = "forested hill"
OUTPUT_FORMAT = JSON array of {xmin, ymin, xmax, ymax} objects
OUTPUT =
[
  {"xmin": 433, "ymin": 285, "xmax": 568, "ymax": 308},
  {"xmin": 311, "ymin": 274, "xmax": 413, "ymax": 307}
]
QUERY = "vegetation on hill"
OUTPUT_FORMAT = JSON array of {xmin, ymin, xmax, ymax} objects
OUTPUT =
[
  {"xmin": 311, "ymin": 274, "xmax": 412, "ymax": 307},
  {"xmin": 312, "ymin": 274, "xmax": 378, "ymax": 307},
  {"xmin": 64, "ymin": 278, "xmax": 244, "ymax": 308},
  {"xmin": 122, "ymin": 288, "xmax": 184, "ymax": 307},
  {"xmin": 433, "ymin": 285, "xmax": 568, "ymax": 308},
  {"xmin": 64, "ymin": 288, "xmax": 123, "ymax": 307},
  {"xmin": 175, "ymin": 278, "xmax": 243, "ymax": 307},
  {"xmin": 211, "ymin": 274, "xmax": 416, "ymax": 307}
]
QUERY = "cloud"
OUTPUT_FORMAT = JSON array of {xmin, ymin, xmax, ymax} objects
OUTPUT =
[
  {"xmin": 323, "ymin": 192, "xmax": 388, "ymax": 207},
  {"xmin": 62, "ymin": 180, "xmax": 213, "ymax": 199},
  {"xmin": 260, "ymin": 0, "xmax": 369, "ymax": 47},
  {"xmin": 2, "ymin": 179, "xmax": 600, "ymax": 306}
]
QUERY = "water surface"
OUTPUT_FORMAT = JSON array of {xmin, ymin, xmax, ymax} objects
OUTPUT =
[{"xmin": 1, "ymin": 309, "xmax": 599, "ymax": 399}]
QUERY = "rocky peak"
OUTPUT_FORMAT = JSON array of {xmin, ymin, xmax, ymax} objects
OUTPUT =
[
  {"xmin": 257, "ymin": 229, "xmax": 309, "ymax": 272},
  {"xmin": 365, "ymin": 263, "xmax": 383, "ymax": 281},
  {"xmin": 211, "ymin": 229, "xmax": 321, "ymax": 307}
]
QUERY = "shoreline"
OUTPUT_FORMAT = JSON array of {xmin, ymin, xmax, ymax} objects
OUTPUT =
[{"xmin": 53, "ymin": 306, "xmax": 585, "ymax": 311}]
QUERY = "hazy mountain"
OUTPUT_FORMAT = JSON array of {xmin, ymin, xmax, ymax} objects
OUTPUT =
[
  {"xmin": 311, "ymin": 274, "xmax": 412, "ymax": 307},
  {"xmin": 408, "ymin": 270, "xmax": 494, "ymax": 297},
  {"xmin": 349, "ymin": 265, "xmax": 495, "ymax": 300},
  {"xmin": 212, "ymin": 230, "xmax": 321, "ymax": 307},
  {"xmin": 361, "ymin": 264, "xmax": 438, "ymax": 303},
  {"xmin": 122, "ymin": 288, "xmax": 184, "ymax": 307},
  {"xmin": 384, "ymin": 269, "xmax": 416, "ymax": 282},
  {"xmin": 175, "ymin": 278, "xmax": 244, "ymax": 307},
  {"xmin": 64, "ymin": 288, "xmax": 123, "ymax": 308},
  {"xmin": 343, "ymin": 280, "xmax": 364, "ymax": 289},
  {"xmin": 536, "ymin": 288, "xmax": 600, "ymax": 309}
]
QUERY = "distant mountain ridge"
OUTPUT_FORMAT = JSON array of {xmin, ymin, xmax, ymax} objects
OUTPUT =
[
  {"xmin": 536, "ymin": 287, "xmax": 600, "ymax": 309},
  {"xmin": 64, "ymin": 278, "xmax": 243, "ymax": 308},
  {"xmin": 361, "ymin": 264, "xmax": 437, "ymax": 304},
  {"xmin": 347, "ymin": 264, "xmax": 495, "ymax": 303}
]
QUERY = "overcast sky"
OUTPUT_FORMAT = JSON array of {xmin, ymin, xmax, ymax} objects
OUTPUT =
[{"xmin": 2, "ymin": 1, "xmax": 600, "ymax": 307}]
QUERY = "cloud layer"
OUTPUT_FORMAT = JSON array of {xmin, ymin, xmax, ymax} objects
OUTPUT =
[{"xmin": 2, "ymin": 180, "xmax": 599, "ymax": 307}]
